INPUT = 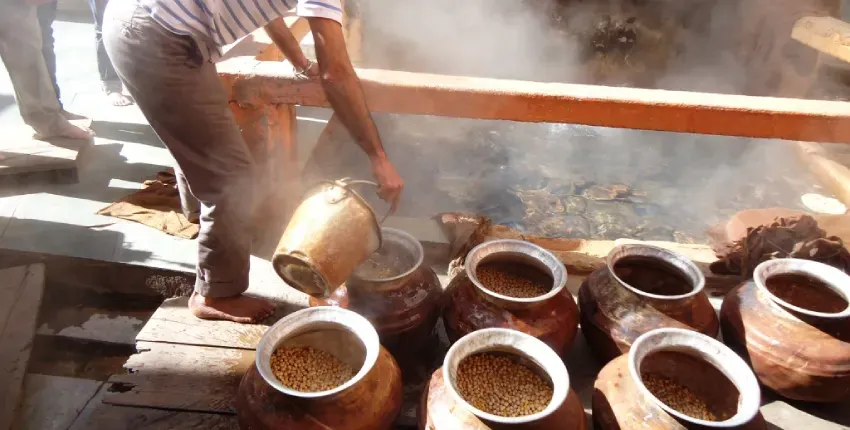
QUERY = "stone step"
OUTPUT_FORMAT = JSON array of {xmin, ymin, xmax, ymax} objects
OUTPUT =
[{"xmin": 35, "ymin": 287, "xmax": 160, "ymax": 346}]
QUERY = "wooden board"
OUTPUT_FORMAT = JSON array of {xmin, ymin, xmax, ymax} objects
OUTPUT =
[
  {"xmin": 104, "ymin": 342, "xmax": 253, "ymax": 413},
  {"xmin": 794, "ymin": 141, "xmax": 850, "ymax": 209},
  {"xmin": 135, "ymin": 255, "xmax": 314, "ymax": 348},
  {"xmin": 16, "ymin": 375, "xmax": 103, "ymax": 430},
  {"xmin": 0, "ymin": 265, "xmax": 46, "ymax": 430},
  {"xmin": 134, "ymin": 296, "xmax": 272, "ymax": 349},
  {"xmin": 220, "ymin": 64, "xmax": 850, "ymax": 144},
  {"xmin": 71, "ymin": 401, "xmax": 237, "ymax": 430},
  {"xmin": 792, "ymin": 16, "xmax": 850, "ymax": 65}
]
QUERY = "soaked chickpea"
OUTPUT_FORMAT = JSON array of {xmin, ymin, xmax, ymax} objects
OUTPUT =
[
  {"xmin": 475, "ymin": 262, "xmax": 552, "ymax": 298},
  {"xmin": 641, "ymin": 373, "xmax": 719, "ymax": 421},
  {"xmin": 270, "ymin": 346, "xmax": 356, "ymax": 392},
  {"xmin": 455, "ymin": 353, "xmax": 553, "ymax": 417}
]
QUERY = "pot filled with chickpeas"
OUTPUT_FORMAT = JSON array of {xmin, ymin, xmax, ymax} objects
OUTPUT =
[
  {"xmin": 419, "ymin": 328, "xmax": 587, "ymax": 429},
  {"xmin": 442, "ymin": 239, "xmax": 580, "ymax": 356},
  {"xmin": 592, "ymin": 328, "xmax": 765, "ymax": 429},
  {"xmin": 236, "ymin": 307, "xmax": 403, "ymax": 430}
]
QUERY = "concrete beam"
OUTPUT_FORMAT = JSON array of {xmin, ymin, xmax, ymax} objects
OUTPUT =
[{"xmin": 221, "ymin": 63, "xmax": 850, "ymax": 144}]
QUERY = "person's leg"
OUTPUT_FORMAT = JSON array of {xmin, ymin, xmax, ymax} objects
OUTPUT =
[
  {"xmin": 104, "ymin": 0, "xmax": 272, "ymax": 322},
  {"xmin": 90, "ymin": 0, "xmax": 132, "ymax": 106},
  {"xmin": 0, "ymin": 1, "xmax": 93, "ymax": 139},
  {"xmin": 36, "ymin": 0, "xmax": 61, "ymax": 109},
  {"xmin": 174, "ymin": 163, "xmax": 201, "ymax": 223},
  {"xmin": 36, "ymin": 0, "xmax": 87, "ymax": 120}
]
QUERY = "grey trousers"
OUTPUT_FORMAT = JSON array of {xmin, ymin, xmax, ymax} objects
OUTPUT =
[
  {"xmin": 103, "ymin": 0, "xmax": 254, "ymax": 298},
  {"xmin": 0, "ymin": 0, "xmax": 65, "ymax": 133}
]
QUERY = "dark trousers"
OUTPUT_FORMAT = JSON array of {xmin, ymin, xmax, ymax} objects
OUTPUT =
[
  {"xmin": 37, "ymin": 0, "xmax": 122, "ymax": 106},
  {"xmin": 104, "ymin": 0, "xmax": 254, "ymax": 298}
]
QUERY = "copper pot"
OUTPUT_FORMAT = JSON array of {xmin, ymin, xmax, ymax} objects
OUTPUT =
[
  {"xmin": 419, "ymin": 328, "xmax": 586, "ymax": 429},
  {"xmin": 236, "ymin": 307, "xmax": 403, "ymax": 429},
  {"xmin": 578, "ymin": 243, "xmax": 718, "ymax": 364},
  {"xmin": 593, "ymin": 328, "xmax": 766, "ymax": 429},
  {"xmin": 720, "ymin": 258, "xmax": 850, "ymax": 402},
  {"xmin": 272, "ymin": 179, "xmax": 387, "ymax": 298},
  {"xmin": 442, "ymin": 239, "xmax": 580, "ymax": 356},
  {"xmin": 310, "ymin": 227, "xmax": 442, "ymax": 357}
]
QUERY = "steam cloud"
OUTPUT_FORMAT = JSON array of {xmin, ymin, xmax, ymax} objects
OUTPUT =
[{"xmin": 316, "ymin": 0, "xmax": 843, "ymax": 243}]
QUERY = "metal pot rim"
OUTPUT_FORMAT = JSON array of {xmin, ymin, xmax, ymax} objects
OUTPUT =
[
  {"xmin": 254, "ymin": 306, "xmax": 380, "ymax": 399},
  {"xmin": 273, "ymin": 251, "xmax": 332, "ymax": 298},
  {"xmin": 464, "ymin": 239, "xmax": 568, "ymax": 304},
  {"xmin": 628, "ymin": 328, "xmax": 761, "ymax": 427},
  {"xmin": 606, "ymin": 243, "xmax": 706, "ymax": 301},
  {"xmin": 753, "ymin": 258, "xmax": 850, "ymax": 319},
  {"xmin": 350, "ymin": 227, "xmax": 423, "ymax": 283},
  {"xmin": 442, "ymin": 328, "xmax": 570, "ymax": 424}
]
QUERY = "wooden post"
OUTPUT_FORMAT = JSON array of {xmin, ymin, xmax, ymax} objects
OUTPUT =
[{"xmin": 228, "ymin": 101, "xmax": 299, "ymax": 246}]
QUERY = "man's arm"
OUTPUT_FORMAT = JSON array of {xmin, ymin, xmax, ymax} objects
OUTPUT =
[
  {"xmin": 264, "ymin": 18, "xmax": 315, "ymax": 75},
  {"xmin": 307, "ymin": 16, "xmax": 403, "ymax": 211}
]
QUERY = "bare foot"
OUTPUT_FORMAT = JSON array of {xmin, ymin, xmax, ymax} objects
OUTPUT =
[
  {"xmin": 61, "ymin": 110, "xmax": 89, "ymax": 121},
  {"xmin": 106, "ymin": 90, "xmax": 134, "ymax": 106},
  {"xmin": 34, "ymin": 120, "xmax": 95, "ymax": 140},
  {"xmin": 189, "ymin": 291, "xmax": 275, "ymax": 323}
]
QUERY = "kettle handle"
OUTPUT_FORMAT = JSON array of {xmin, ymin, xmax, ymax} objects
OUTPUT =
[{"xmin": 337, "ymin": 178, "xmax": 392, "ymax": 224}]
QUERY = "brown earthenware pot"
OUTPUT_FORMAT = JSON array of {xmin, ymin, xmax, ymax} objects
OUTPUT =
[
  {"xmin": 442, "ymin": 239, "xmax": 579, "ymax": 356},
  {"xmin": 236, "ymin": 307, "xmax": 403, "ymax": 430},
  {"xmin": 593, "ymin": 328, "xmax": 766, "ymax": 430},
  {"xmin": 310, "ymin": 228, "xmax": 442, "ymax": 358},
  {"xmin": 419, "ymin": 328, "xmax": 587, "ymax": 430},
  {"xmin": 578, "ymin": 244, "xmax": 719, "ymax": 364},
  {"xmin": 720, "ymin": 258, "xmax": 850, "ymax": 402}
]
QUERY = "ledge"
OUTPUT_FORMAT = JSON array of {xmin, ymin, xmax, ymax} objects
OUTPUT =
[{"xmin": 220, "ymin": 61, "xmax": 850, "ymax": 144}]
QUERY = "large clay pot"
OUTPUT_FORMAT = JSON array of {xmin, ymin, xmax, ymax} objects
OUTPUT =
[
  {"xmin": 442, "ymin": 239, "xmax": 579, "ymax": 356},
  {"xmin": 720, "ymin": 258, "xmax": 850, "ymax": 402},
  {"xmin": 236, "ymin": 307, "xmax": 403, "ymax": 429},
  {"xmin": 310, "ymin": 228, "xmax": 442, "ymax": 357},
  {"xmin": 593, "ymin": 328, "xmax": 766, "ymax": 429},
  {"xmin": 578, "ymin": 243, "xmax": 719, "ymax": 364},
  {"xmin": 420, "ymin": 328, "xmax": 587, "ymax": 429}
]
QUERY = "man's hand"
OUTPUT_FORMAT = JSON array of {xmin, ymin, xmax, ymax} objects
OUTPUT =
[
  {"xmin": 295, "ymin": 60, "xmax": 320, "ymax": 79},
  {"xmin": 370, "ymin": 156, "xmax": 404, "ymax": 214}
]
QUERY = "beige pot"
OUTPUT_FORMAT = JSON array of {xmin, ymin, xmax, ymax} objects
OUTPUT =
[{"xmin": 273, "ymin": 179, "xmax": 385, "ymax": 298}]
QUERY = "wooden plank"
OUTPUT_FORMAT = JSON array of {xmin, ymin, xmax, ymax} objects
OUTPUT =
[
  {"xmin": 16, "ymin": 375, "xmax": 103, "ymax": 430},
  {"xmin": 135, "ymin": 256, "xmax": 308, "ymax": 348},
  {"xmin": 792, "ymin": 16, "xmax": 850, "ymax": 65},
  {"xmin": 71, "ymin": 406, "xmax": 237, "ymax": 430},
  {"xmin": 220, "ymin": 64, "xmax": 850, "ymax": 144},
  {"xmin": 794, "ymin": 141, "xmax": 850, "ymax": 209},
  {"xmin": 0, "ymin": 264, "xmax": 46, "ymax": 430},
  {"xmin": 761, "ymin": 398, "xmax": 850, "ymax": 429},
  {"xmin": 104, "ymin": 342, "xmax": 253, "ymax": 413},
  {"xmin": 134, "ymin": 297, "xmax": 270, "ymax": 349},
  {"xmin": 72, "ymin": 383, "xmax": 237, "ymax": 430}
]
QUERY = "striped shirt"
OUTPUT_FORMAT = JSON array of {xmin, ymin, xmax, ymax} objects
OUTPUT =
[{"xmin": 139, "ymin": 0, "xmax": 343, "ymax": 60}]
